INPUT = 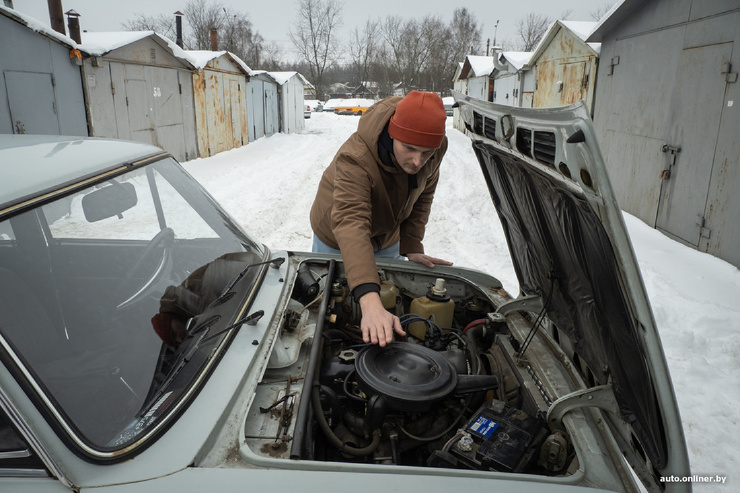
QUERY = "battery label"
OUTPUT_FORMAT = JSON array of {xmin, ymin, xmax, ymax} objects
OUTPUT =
[{"xmin": 469, "ymin": 416, "xmax": 499, "ymax": 437}]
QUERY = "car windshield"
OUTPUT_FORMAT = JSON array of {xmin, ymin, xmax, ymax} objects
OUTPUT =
[{"xmin": 0, "ymin": 157, "xmax": 263, "ymax": 456}]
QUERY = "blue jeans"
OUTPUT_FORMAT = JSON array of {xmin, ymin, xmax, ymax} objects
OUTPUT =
[{"xmin": 312, "ymin": 235, "xmax": 404, "ymax": 260}]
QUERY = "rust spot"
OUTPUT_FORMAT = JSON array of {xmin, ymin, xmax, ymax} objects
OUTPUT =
[{"xmin": 260, "ymin": 440, "xmax": 289, "ymax": 457}]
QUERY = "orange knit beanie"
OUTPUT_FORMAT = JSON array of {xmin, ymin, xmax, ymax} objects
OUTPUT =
[{"xmin": 388, "ymin": 91, "xmax": 447, "ymax": 149}]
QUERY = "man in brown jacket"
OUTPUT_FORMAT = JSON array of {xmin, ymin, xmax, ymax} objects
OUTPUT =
[{"xmin": 310, "ymin": 91, "xmax": 452, "ymax": 347}]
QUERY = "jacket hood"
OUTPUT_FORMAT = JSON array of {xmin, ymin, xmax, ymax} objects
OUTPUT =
[{"xmin": 453, "ymin": 93, "xmax": 689, "ymax": 482}]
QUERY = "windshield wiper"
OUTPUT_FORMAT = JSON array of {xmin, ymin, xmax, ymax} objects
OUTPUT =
[
  {"xmin": 138, "ymin": 328, "xmax": 209, "ymax": 417},
  {"xmin": 139, "ymin": 309, "xmax": 265, "ymax": 417},
  {"xmin": 210, "ymin": 256, "xmax": 285, "ymax": 307}
]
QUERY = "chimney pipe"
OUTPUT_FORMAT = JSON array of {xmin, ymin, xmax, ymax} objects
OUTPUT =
[
  {"xmin": 210, "ymin": 28, "xmax": 218, "ymax": 51},
  {"xmin": 47, "ymin": 0, "xmax": 65, "ymax": 36},
  {"xmin": 174, "ymin": 11, "xmax": 184, "ymax": 48},
  {"xmin": 65, "ymin": 9, "xmax": 81, "ymax": 44}
]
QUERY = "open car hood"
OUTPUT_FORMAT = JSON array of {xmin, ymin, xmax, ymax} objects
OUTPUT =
[{"xmin": 453, "ymin": 93, "xmax": 689, "ymax": 479}]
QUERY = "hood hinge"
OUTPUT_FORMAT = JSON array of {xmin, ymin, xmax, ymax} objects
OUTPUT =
[
  {"xmin": 547, "ymin": 386, "xmax": 662, "ymax": 491},
  {"xmin": 495, "ymin": 293, "xmax": 544, "ymax": 316}
]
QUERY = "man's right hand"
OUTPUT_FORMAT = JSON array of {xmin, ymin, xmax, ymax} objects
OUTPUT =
[{"xmin": 358, "ymin": 292, "xmax": 405, "ymax": 347}]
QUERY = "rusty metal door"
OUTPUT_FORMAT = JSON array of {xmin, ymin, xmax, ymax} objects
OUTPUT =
[
  {"xmin": 655, "ymin": 42, "xmax": 732, "ymax": 245},
  {"xmin": 5, "ymin": 71, "xmax": 60, "ymax": 135},
  {"xmin": 206, "ymin": 72, "xmax": 225, "ymax": 155},
  {"xmin": 561, "ymin": 61, "xmax": 586, "ymax": 105},
  {"xmin": 229, "ymin": 78, "xmax": 245, "ymax": 147}
]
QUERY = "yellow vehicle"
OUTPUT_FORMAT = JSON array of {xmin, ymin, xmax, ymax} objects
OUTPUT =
[{"xmin": 333, "ymin": 98, "xmax": 375, "ymax": 115}]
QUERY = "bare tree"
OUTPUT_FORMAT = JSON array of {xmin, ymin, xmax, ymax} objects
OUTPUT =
[
  {"xmin": 349, "ymin": 19, "xmax": 379, "ymax": 88},
  {"xmin": 289, "ymin": 0, "xmax": 344, "ymax": 101},
  {"xmin": 122, "ymin": 0, "xmax": 266, "ymax": 68},
  {"xmin": 590, "ymin": 2, "xmax": 615, "ymax": 21},
  {"xmin": 515, "ymin": 13, "xmax": 551, "ymax": 51},
  {"xmin": 381, "ymin": 15, "xmax": 440, "ymax": 95},
  {"xmin": 423, "ymin": 19, "xmax": 454, "ymax": 95},
  {"xmin": 121, "ymin": 13, "xmax": 177, "ymax": 41}
]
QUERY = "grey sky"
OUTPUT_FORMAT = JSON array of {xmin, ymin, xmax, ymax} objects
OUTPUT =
[{"xmin": 13, "ymin": 0, "xmax": 610, "ymax": 60}]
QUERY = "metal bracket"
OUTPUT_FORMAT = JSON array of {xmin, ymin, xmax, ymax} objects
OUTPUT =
[
  {"xmin": 659, "ymin": 144, "xmax": 681, "ymax": 180},
  {"xmin": 607, "ymin": 56, "xmax": 620, "ymax": 76},
  {"xmin": 495, "ymin": 294, "xmax": 544, "ymax": 317},
  {"xmin": 547, "ymin": 385, "xmax": 621, "ymax": 432},
  {"xmin": 696, "ymin": 215, "xmax": 712, "ymax": 239},
  {"xmin": 721, "ymin": 62, "xmax": 738, "ymax": 83}
]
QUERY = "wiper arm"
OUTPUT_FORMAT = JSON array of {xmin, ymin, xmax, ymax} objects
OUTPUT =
[
  {"xmin": 139, "ymin": 329, "xmax": 209, "ymax": 417},
  {"xmin": 211, "ymin": 256, "xmax": 285, "ymax": 306},
  {"xmin": 201, "ymin": 310, "xmax": 264, "ymax": 343},
  {"xmin": 139, "ymin": 309, "xmax": 264, "ymax": 417}
]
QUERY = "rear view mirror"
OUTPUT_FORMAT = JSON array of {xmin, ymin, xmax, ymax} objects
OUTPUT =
[{"xmin": 82, "ymin": 182, "xmax": 137, "ymax": 222}]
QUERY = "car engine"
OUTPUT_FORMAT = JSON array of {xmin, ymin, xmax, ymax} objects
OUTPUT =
[{"xmin": 248, "ymin": 259, "xmax": 573, "ymax": 476}]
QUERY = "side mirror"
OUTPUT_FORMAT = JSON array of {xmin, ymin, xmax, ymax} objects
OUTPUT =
[{"xmin": 82, "ymin": 182, "xmax": 137, "ymax": 222}]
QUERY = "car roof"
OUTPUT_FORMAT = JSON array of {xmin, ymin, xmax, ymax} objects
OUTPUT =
[{"xmin": 0, "ymin": 135, "xmax": 167, "ymax": 211}]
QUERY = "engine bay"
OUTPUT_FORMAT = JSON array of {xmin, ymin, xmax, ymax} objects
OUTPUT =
[{"xmin": 246, "ymin": 259, "xmax": 575, "ymax": 477}]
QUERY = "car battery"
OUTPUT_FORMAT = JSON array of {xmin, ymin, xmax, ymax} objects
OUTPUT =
[{"xmin": 450, "ymin": 400, "xmax": 548, "ymax": 473}]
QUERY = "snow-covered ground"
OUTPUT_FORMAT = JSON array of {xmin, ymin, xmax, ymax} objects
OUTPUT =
[{"xmin": 184, "ymin": 112, "xmax": 739, "ymax": 488}]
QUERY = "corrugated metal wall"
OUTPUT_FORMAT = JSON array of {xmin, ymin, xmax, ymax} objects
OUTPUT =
[
  {"xmin": 0, "ymin": 14, "xmax": 87, "ymax": 136},
  {"xmin": 592, "ymin": 0, "xmax": 740, "ymax": 267},
  {"xmin": 278, "ymin": 76, "xmax": 305, "ymax": 134},
  {"xmin": 246, "ymin": 75, "xmax": 279, "ymax": 142},
  {"xmin": 83, "ymin": 36, "xmax": 197, "ymax": 162}
]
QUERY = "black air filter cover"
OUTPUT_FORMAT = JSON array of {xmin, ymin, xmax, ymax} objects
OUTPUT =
[{"xmin": 355, "ymin": 342, "xmax": 457, "ymax": 412}]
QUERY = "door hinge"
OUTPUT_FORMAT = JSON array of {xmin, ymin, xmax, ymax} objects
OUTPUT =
[
  {"xmin": 111, "ymin": 82, "xmax": 116, "ymax": 95},
  {"xmin": 722, "ymin": 62, "xmax": 738, "ymax": 83},
  {"xmin": 696, "ymin": 215, "xmax": 712, "ymax": 239},
  {"xmin": 608, "ymin": 56, "xmax": 620, "ymax": 76}
]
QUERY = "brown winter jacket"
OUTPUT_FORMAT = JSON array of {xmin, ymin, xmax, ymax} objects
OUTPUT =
[{"xmin": 309, "ymin": 96, "xmax": 448, "ymax": 291}]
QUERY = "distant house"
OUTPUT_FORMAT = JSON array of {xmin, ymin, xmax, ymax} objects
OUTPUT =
[
  {"xmin": 458, "ymin": 56, "xmax": 495, "ymax": 102},
  {"xmin": 452, "ymin": 62, "xmax": 467, "ymax": 132},
  {"xmin": 352, "ymin": 81, "xmax": 379, "ymax": 99},
  {"xmin": 588, "ymin": 0, "xmax": 740, "ymax": 267},
  {"xmin": 303, "ymin": 80, "xmax": 316, "ymax": 99},
  {"xmin": 490, "ymin": 51, "xmax": 534, "ymax": 108},
  {"xmin": 267, "ymin": 71, "xmax": 308, "ymax": 134},
  {"xmin": 246, "ymin": 71, "xmax": 279, "ymax": 141},
  {"xmin": 79, "ymin": 31, "xmax": 198, "ymax": 162},
  {"xmin": 188, "ymin": 50, "xmax": 251, "ymax": 158},
  {"xmin": 0, "ymin": 6, "xmax": 87, "ymax": 136},
  {"xmin": 328, "ymin": 82, "xmax": 352, "ymax": 99},
  {"xmin": 529, "ymin": 21, "xmax": 600, "ymax": 115}
]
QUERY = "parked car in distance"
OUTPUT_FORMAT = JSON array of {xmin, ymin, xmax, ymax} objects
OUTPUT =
[
  {"xmin": 442, "ymin": 96, "xmax": 454, "ymax": 116},
  {"xmin": 305, "ymin": 99, "xmax": 323, "ymax": 112},
  {"xmin": 304, "ymin": 103, "xmax": 311, "ymax": 119},
  {"xmin": 0, "ymin": 89, "xmax": 690, "ymax": 493},
  {"xmin": 322, "ymin": 98, "xmax": 345, "ymax": 112},
  {"xmin": 333, "ymin": 98, "xmax": 376, "ymax": 115}
]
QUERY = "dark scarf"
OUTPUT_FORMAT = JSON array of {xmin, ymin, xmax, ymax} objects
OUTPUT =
[{"xmin": 378, "ymin": 123, "xmax": 418, "ymax": 191}]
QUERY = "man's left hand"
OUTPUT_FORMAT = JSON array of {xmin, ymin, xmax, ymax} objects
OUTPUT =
[{"xmin": 406, "ymin": 253, "xmax": 453, "ymax": 268}]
